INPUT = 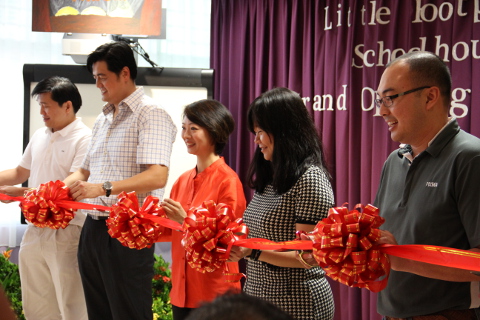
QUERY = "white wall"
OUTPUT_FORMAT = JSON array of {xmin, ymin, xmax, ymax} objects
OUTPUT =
[{"xmin": 0, "ymin": 0, "xmax": 212, "ymax": 250}]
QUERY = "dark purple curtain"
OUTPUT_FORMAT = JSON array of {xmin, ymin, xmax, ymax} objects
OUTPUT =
[{"xmin": 210, "ymin": 1, "xmax": 480, "ymax": 319}]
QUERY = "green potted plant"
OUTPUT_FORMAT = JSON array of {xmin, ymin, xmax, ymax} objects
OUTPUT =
[
  {"xmin": 152, "ymin": 253, "xmax": 173, "ymax": 320},
  {"xmin": 0, "ymin": 249, "xmax": 173, "ymax": 320},
  {"xmin": 0, "ymin": 249, "xmax": 24, "ymax": 320}
]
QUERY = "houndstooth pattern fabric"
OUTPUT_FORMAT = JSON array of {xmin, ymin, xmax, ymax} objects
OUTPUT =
[{"xmin": 243, "ymin": 166, "xmax": 335, "ymax": 320}]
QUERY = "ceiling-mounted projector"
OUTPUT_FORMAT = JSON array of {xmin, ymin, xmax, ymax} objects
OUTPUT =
[{"xmin": 62, "ymin": 33, "xmax": 114, "ymax": 64}]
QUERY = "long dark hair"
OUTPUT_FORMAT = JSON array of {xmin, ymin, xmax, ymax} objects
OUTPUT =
[{"xmin": 246, "ymin": 87, "xmax": 329, "ymax": 194}]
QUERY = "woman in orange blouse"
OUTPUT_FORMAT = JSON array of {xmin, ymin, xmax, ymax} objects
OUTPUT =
[{"xmin": 158, "ymin": 99, "xmax": 246, "ymax": 320}]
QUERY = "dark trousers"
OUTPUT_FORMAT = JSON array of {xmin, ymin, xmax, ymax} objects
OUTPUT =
[
  {"xmin": 172, "ymin": 305, "xmax": 194, "ymax": 320},
  {"xmin": 78, "ymin": 215, "xmax": 155, "ymax": 320}
]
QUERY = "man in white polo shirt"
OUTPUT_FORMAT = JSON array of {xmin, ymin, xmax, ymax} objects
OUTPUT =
[{"xmin": 0, "ymin": 76, "xmax": 91, "ymax": 320}]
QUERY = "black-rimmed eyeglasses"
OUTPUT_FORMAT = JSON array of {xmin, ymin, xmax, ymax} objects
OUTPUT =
[{"xmin": 374, "ymin": 86, "xmax": 432, "ymax": 108}]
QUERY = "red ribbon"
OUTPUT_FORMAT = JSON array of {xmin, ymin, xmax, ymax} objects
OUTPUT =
[
  {"xmin": 380, "ymin": 244, "xmax": 480, "ymax": 272},
  {"xmin": 181, "ymin": 200, "xmax": 247, "ymax": 277},
  {"xmin": 20, "ymin": 180, "xmax": 76, "ymax": 229},
  {"xmin": 311, "ymin": 204, "xmax": 390, "ymax": 292},
  {"xmin": 5, "ymin": 184, "xmax": 480, "ymax": 290},
  {"xmin": 234, "ymin": 238, "xmax": 313, "ymax": 251},
  {"xmin": 235, "ymin": 205, "xmax": 480, "ymax": 292},
  {"xmin": 106, "ymin": 191, "xmax": 169, "ymax": 250}
]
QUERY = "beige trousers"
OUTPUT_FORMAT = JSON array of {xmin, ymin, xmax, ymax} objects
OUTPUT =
[{"xmin": 19, "ymin": 224, "xmax": 87, "ymax": 320}]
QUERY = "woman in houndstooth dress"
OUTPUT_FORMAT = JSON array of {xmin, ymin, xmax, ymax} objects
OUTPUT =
[{"xmin": 229, "ymin": 87, "xmax": 335, "ymax": 320}]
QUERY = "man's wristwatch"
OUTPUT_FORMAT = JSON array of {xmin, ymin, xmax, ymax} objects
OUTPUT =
[{"xmin": 102, "ymin": 181, "xmax": 113, "ymax": 197}]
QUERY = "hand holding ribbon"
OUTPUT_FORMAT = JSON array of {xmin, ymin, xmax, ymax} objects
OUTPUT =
[{"xmin": 4, "ymin": 183, "xmax": 480, "ymax": 290}]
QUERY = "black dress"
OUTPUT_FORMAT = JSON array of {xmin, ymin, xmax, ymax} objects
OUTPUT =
[{"xmin": 243, "ymin": 166, "xmax": 335, "ymax": 320}]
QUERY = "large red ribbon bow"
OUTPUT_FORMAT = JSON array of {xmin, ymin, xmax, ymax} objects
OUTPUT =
[
  {"xmin": 106, "ymin": 191, "xmax": 168, "ymax": 250},
  {"xmin": 181, "ymin": 200, "xmax": 248, "ymax": 276},
  {"xmin": 312, "ymin": 204, "xmax": 390, "ymax": 292},
  {"xmin": 21, "ymin": 180, "xmax": 75, "ymax": 229}
]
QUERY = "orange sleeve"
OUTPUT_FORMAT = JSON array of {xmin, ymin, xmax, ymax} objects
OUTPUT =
[{"xmin": 217, "ymin": 176, "xmax": 246, "ymax": 219}]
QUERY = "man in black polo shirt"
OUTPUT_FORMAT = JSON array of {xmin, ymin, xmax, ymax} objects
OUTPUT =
[{"xmin": 374, "ymin": 51, "xmax": 480, "ymax": 319}]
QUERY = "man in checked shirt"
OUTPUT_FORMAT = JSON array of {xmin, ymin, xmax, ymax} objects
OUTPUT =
[{"xmin": 64, "ymin": 41, "xmax": 177, "ymax": 320}]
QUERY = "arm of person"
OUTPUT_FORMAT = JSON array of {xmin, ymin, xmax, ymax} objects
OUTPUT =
[
  {"xmin": 0, "ymin": 287, "xmax": 16, "ymax": 320},
  {"xmin": 162, "ymin": 173, "xmax": 246, "ymax": 225},
  {"xmin": 63, "ymin": 168, "xmax": 90, "ymax": 187},
  {"xmin": 63, "ymin": 167, "xmax": 90, "ymax": 198},
  {"xmin": 0, "ymin": 166, "xmax": 30, "ymax": 186},
  {"xmin": 229, "ymin": 223, "xmax": 315, "ymax": 268},
  {"xmin": 253, "ymin": 223, "xmax": 317, "ymax": 268},
  {"xmin": 378, "ymin": 230, "xmax": 480, "ymax": 282},
  {"xmin": 161, "ymin": 198, "xmax": 187, "ymax": 224},
  {"xmin": 68, "ymin": 164, "xmax": 168, "ymax": 201},
  {"xmin": 0, "ymin": 185, "xmax": 29, "ymax": 198},
  {"xmin": 217, "ymin": 176, "xmax": 246, "ymax": 219},
  {"xmin": 0, "ymin": 165, "xmax": 31, "ymax": 199},
  {"xmin": 295, "ymin": 232, "xmax": 319, "ymax": 267}
]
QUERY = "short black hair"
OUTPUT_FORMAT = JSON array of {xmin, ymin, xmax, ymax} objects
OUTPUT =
[
  {"xmin": 247, "ymin": 87, "xmax": 329, "ymax": 194},
  {"xmin": 31, "ymin": 76, "xmax": 82, "ymax": 113},
  {"xmin": 185, "ymin": 292, "xmax": 294, "ymax": 320},
  {"xmin": 182, "ymin": 99, "xmax": 235, "ymax": 155},
  {"xmin": 388, "ymin": 51, "xmax": 452, "ymax": 107},
  {"xmin": 86, "ymin": 41, "xmax": 137, "ymax": 80}
]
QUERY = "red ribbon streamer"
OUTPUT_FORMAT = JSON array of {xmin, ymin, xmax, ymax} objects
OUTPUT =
[
  {"xmin": 380, "ymin": 244, "xmax": 480, "ymax": 272},
  {"xmin": 4, "ymin": 184, "xmax": 480, "ymax": 290},
  {"xmin": 0, "ymin": 181, "xmax": 110, "ymax": 230},
  {"xmin": 0, "ymin": 194, "xmax": 24, "ymax": 202},
  {"xmin": 234, "ymin": 238, "xmax": 313, "ymax": 251}
]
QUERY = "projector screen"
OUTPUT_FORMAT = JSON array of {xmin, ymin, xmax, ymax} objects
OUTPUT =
[{"xmin": 23, "ymin": 64, "xmax": 214, "ymax": 200}]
